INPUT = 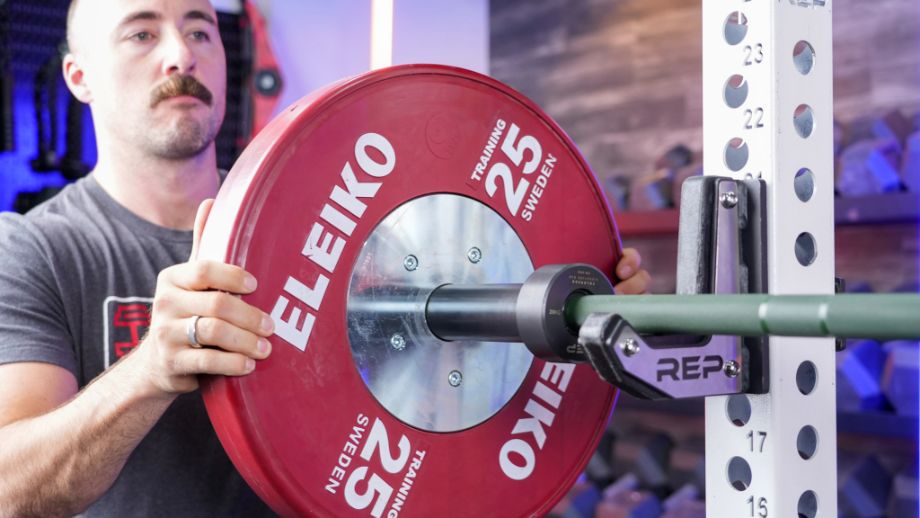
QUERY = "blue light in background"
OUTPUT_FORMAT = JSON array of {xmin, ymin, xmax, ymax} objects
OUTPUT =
[{"xmin": 0, "ymin": 75, "xmax": 96, "ymax": 212}]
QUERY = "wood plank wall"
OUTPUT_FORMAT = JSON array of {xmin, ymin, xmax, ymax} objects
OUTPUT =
[{"xmin": 491, "ymin": 0, "xmax": 920, "ymax": 180}]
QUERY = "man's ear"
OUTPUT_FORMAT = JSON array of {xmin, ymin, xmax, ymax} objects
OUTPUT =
[{"xmin": 62, "ymin": 53, "xmax": 93, "ymax": 104}]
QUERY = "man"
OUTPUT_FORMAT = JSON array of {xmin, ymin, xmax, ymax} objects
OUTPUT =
[{"xmin": 0, "ymin": 0, "xmax": 650, "ymax": 515}]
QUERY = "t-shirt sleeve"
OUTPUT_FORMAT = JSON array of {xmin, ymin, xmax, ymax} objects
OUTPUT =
[{"xmin": 0, "ymin": 214, "xmax": 77, "ymax": 375}]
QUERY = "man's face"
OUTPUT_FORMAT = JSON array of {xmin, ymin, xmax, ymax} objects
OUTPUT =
[{"xmin": 69, "ymin": 0, "xmax": 227, "ymax": 160}]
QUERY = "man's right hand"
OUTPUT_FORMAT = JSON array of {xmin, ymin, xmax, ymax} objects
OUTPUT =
[{"xmin": 130, "ymin": 199, "xmax": 274, "ymax": 396}]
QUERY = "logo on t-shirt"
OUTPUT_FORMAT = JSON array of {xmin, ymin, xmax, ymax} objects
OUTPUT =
[{"xmin": 103, "ymin": 296, "xmax": 153, "ymax": 368}]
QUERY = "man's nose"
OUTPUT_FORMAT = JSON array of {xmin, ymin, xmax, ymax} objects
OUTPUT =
[{"xmin": 162, "ymin": 31, "xmax": 197, "ymax": 75}]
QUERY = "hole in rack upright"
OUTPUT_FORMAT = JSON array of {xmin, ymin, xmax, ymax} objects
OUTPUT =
[
  {"xmin": 796, "ymin": 361, "xmax": 818, "ymax": 394},
  {"xmin": 724, "ymin": 74, "xmax": 749, "ymax": 109},
  {"xmin": 796, "ymin": 425, "xmax": 818, "ymax": 460},
  {"xmin": 724, "ymin": 11, "xmax": 749, "ymax": 45},
  {"xmin": 794, "ymin": 168, "xmax": 815, "ymax": 202},
  {"xmin": 727, "ymin": 394, "xmax": 752, "ymax": 426},
  {"xmin": 793, "ymin": 41, "xmax": 816, "ymax": 75},
  {"xmin": 727, "ymin": 456, "xmax": 753, "ymax": 491}
]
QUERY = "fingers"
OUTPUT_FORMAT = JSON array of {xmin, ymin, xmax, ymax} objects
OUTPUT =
[
  {"xmin": 150, "ymin": 288, "xmax": 272, "ymax": 340},
  {"xmin": 139, "ymin": 306, "xmax": 271, "ymax": 392},
  {"xmin": 615, "ymin": 268, "xmax": 651, "ymax": 295},
  {"xmin": 185, "ymin": 291, "xmax": 273, "ymax": 336},
  {"xmin": 171, "ymin": 347, "xmax": 256, "ymax": 377},
  {"xmin": 161, "ymin": 260, "xmax": 258, "ymax": 294},
  {"xmin": 182, "ymin": 316, "xmax": 271, "ymax": 358},
  {"xmin": 190, "ymin": 198, "xmax": 215, "ymax": 261},
  {"xmin": 615, "ymin": 247, "xmax": 643, "ymax": 281},
  {"xmin": 614, "ymin": 247, "xmax": 651, "ymax": 294}
]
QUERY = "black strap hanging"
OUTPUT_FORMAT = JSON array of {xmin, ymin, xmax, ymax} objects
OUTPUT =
[
  {"xmin": 0, "ymin": 0, "xmax": 14, "ymax": 153},
  {"xmin": 30, "ymin": 51, "xmax": 61, "ymax": 172}
]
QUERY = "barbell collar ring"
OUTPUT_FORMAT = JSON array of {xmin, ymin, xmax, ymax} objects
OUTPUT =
[{"xmin": 516, "ymin": 263, "xmax": 615, "ymax": 362}]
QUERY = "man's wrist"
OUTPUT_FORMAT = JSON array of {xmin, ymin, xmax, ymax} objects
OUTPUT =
[{"xmin": 102, "ymin": 346, "xmax": 179, "ymax": 405}]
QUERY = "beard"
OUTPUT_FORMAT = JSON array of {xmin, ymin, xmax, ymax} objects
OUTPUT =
[{"xmin": 141, "ymin": 109, "xmax": 221, "ymax": 160}]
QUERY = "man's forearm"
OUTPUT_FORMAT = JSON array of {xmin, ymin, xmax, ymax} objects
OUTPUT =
[{"xmin": 0, "ymin": 354, "xmax": 175, "ymax": 517}]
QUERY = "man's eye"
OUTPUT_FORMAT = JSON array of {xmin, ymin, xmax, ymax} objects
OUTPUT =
[
  {"xmin": 190, "ymin": 31, "xmax": 211, "ymax": 42},
  {"xmin": 130, "ymin": 31, "xmax": 154, "ymax": 42}
]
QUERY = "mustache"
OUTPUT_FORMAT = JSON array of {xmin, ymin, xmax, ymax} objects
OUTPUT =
[{"xmin": 150, "ymin": 74, "xmax": 213, "ymax": 108}]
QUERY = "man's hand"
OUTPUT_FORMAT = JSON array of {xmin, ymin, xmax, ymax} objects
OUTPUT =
[
  {"xmin": 614, "ymin": 247, "xmax": 651, "ymax": 295},
  {"xmin": 0, "ymin": 199, "xmax": 274, "ymax": 516},
  {"xmin": 131, "ymin": 199, "xmax": 273, "ymax": 395}
]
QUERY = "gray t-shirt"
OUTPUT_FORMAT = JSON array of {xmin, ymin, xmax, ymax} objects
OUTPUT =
[{"xmin": 0, "ymin": 175, "xmax": 276, "ymax": 516}]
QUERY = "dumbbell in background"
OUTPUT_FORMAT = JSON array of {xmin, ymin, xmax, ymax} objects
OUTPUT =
[
  {"xmin": 838, "ymin": 454, "xmax": 918, "ymax": 518},
  {"xmin": 835, "ymin": 324, "xmax": 918, "ymax": 518},
  {"xmin": 837, "ymin": 338, "xmax": 918, "ymax": 418},
  {"xmin": 604, "ymin": 107, "xmax": 920, "ymax": 213},
  {"xmin": 837, "ymin": 109, "xmax": 920, "ymax": 197},
  {"xmin": 548, "ymin": 412, "xmax": 708, "ymax": 518},
  {"xmin": 605, "ymin": 144, "xmax": 703, "ymax": 213}
]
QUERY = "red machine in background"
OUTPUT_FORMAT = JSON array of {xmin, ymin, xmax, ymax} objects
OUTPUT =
[{"xmin": 241, "ymin": 0, "xmax": 283, "ymax": 143}]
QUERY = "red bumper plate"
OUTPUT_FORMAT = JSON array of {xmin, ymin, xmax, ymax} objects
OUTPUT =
[{"xmin": 199, "ymin": 64, "xmax": 621, "ymax": 517}]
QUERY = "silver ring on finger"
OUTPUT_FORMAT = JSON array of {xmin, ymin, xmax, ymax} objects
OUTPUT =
[{"xmin": 187, "ymin": 315, "xmax": 203, "ymax": 349}]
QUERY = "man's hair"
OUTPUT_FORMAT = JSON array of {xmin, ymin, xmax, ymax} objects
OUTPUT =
[{"xmin": 65, "ymin": 0, "xmax": 80, "ymax": 53}]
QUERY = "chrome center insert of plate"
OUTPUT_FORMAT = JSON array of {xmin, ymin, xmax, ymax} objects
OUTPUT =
[{"xmin": 346, "ymin": 194, "xmax": 534, "ymax": 432}]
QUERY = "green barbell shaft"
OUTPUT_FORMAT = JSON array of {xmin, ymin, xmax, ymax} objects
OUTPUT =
[{"xmin": 567, "ymin": 294, "xmax": 920, "ymax": 340}]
